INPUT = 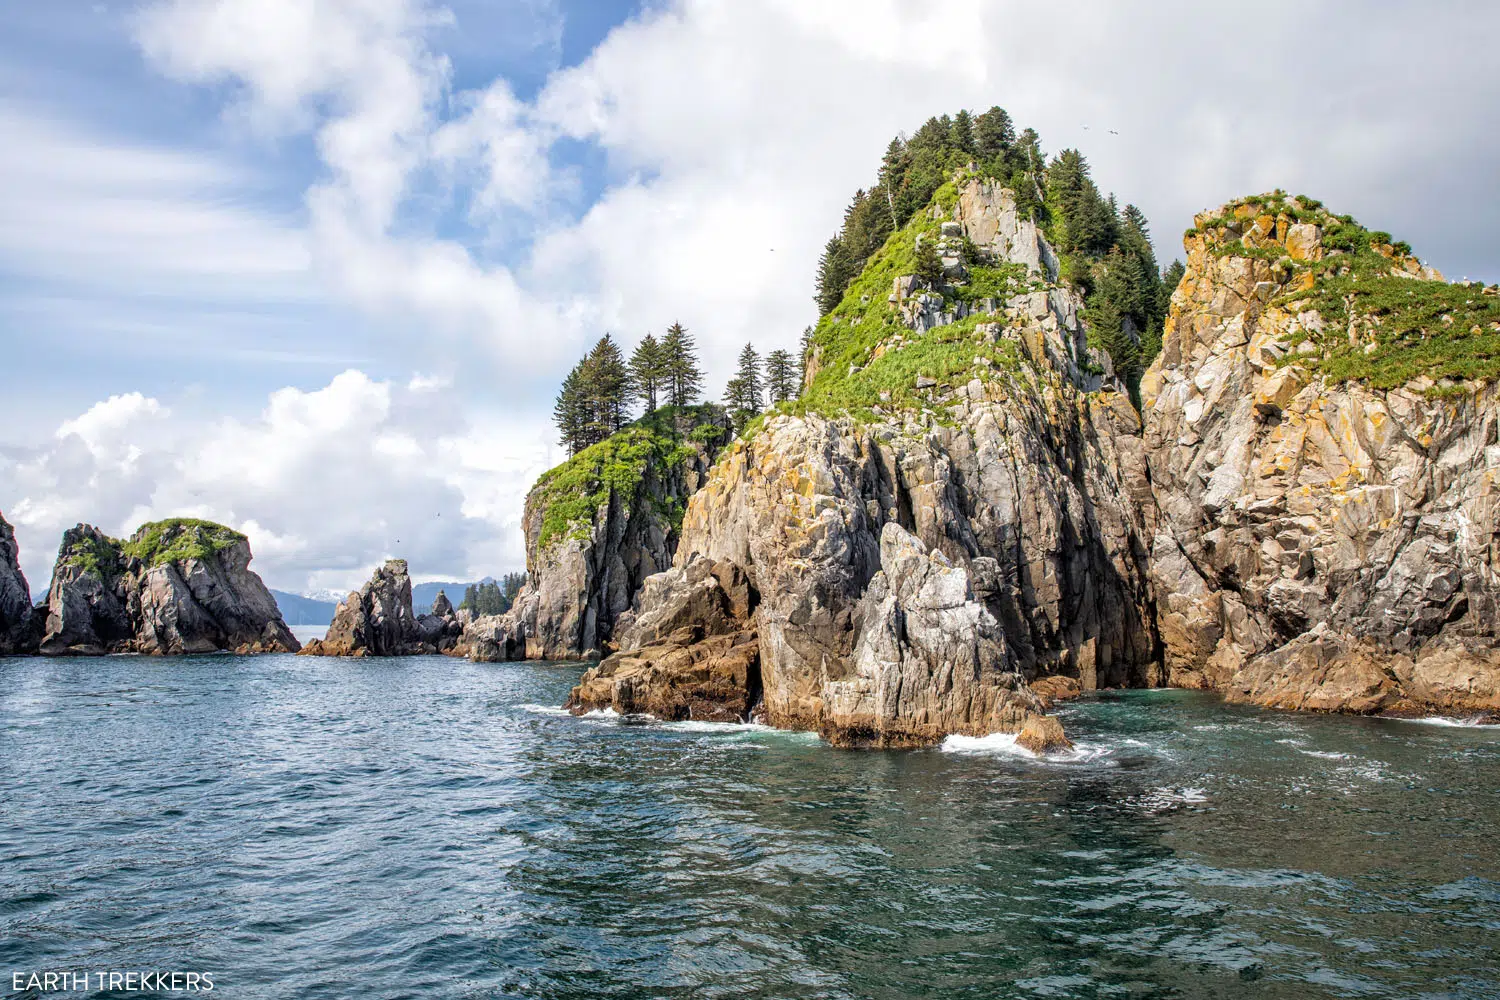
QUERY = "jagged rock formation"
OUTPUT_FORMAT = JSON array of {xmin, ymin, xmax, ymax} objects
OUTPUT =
[
  {"xmin": 535, "ymin": 149, "xmax": 1500, "ymax": 729},
  {"xmin": 0, "ymin": 511, "xmax": 41, "ymax": 654},
  {"xmin": 300, "ymin": 560, "xmax": 460, "ymax": 657},
  {"xmin": 460, "ymin": 406, "xmax": 732, "ymax": 662},
  {"xmin": 565, "ymin": 555, "xmax": 759, "ymax": 720},
  {"xmin": 590, "ymin": 175, "xmax": 1151, "ymax": 744},
  {"xmin": 37, "ymin": 520, "xmax": 298, "ymax": 656},
  {"xmin": 1142, "ymin": 194, "xmax": 1500, "ymax": 715},
  {"xmin": 827, "ymin": 523, "xmax": 1044, "ymax": 746}
]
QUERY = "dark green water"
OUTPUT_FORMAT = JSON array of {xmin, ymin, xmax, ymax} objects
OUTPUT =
[{"xmin": 1, "ymin": 652, "xmax": 1497, "ymax": 998}]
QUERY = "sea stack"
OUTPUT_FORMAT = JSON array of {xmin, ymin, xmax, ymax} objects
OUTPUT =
[
  {"xmin": 37, "ymin": 519, "xmax": 299, "ymax": 655},
  {"xmin": 0, "ymin": 511, "xmax": 41, "ymax": 654},
  {"xmin": 300, "ymin": 559, "xmax": 461, "ymax": 657}
]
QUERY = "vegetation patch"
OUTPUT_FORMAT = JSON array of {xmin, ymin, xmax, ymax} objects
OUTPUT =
[
  {"xmin": 1256, "ymin": 215, "xmax": 1500, "ymax": 391},
  {"xmin": 532, "ymin": 404, "xmax": 727, "ymax": 550},
  {"xmin": 60, "ymin": 532, "xmax": 124, "ymax": 579},
  {"xmin": 123, "ymin": 519, "xmax": 245, "ymax": 568}
]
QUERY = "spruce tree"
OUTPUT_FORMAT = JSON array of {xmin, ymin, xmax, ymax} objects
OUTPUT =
[
  {"xmin": 914, "ymin": 234, "xmax": 944, "ymax": 286},
  {"xmin": 553, "ymin": 358, "xmax": 590, "ymax": 455},
  {"xmin": 975, "ymin": 106, "xmax": 1015, "ymax": 160},
  {"xmin": 725, "ymin": 343, "xmax": 763, "ymax": 426},
  {"xmin": 765, "ymin": 349, "xmax": 797, "ymax": 403},
  {"xmin": 628, "ymin": 333, "xmax": 668, "ymax": 413},
  {"xmin": 815, "ymin": 236, "xmax": 855, "ymax": 315},
  {"xmin": 660, "ymin": 323, "xmax": 705, "ymax": 408},
  {"xmin": 460, "ymin": 583, "xmax": 479, "ymax": 613},
  {"xmin": 582, "ymin": 334, "xmax": 629, "ymax": 444},
  {"xmin": 950, "ymin": 109, "xmax": 976, "ymax": 154},
  {"xmin": 799, "ymin": 326, "xmax": 814, "ymax": 390}
]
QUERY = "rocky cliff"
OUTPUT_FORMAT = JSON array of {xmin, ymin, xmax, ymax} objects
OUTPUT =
[
  {"xmin": 0, "ymin": 511, "xmax": 41, "ymax": 654},
  {"xmin": 587, "ymin": 171, "xmax": 1153, "ymax": 743},
  {"xmin": 37, "ymin": 519, "xmax": 299, "ymax": 656},
  {"xmin": 1142, "ymin": 193, "xmax": 1500, "ymax": 715},
  {"xmin": 300, "ymin": 559, "xmax": 461, "ymax": 657},
  {"xmin": 460, "ymin": 405, "xmax": 732, "ymax": 662}
]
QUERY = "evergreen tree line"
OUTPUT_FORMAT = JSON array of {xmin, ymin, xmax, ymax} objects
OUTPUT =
[
  {"xmin": 554, "ymin": 323, "xmax": 706, "ymax": 456},
  {"xmin": 811, "ymin": 106, "xmax": 1185, "ymax": 395},
  {"xmin": 723, "ymin": 343, "xmax": 800, "ymax": 429},
  {"xmin": 553, "ymin": 322, "xmax": 816, "ymax": 450},
  {"xmin": 815, "ymin": 106, "xmax": 1044, "ymax": 316},
  {"xmin": 1045, "ymin": 150, "xmax": 1182, "ymax": 390},
  {"xmin": 457, "ymin": 573, "xmax": 527, "ymax": 617}
]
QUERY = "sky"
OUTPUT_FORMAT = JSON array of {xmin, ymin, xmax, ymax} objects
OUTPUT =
[{"xmin": 1, "ymin": 0, "xmax": 1498, "ymax": 598}]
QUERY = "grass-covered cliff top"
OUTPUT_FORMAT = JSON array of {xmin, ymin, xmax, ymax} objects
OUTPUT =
[
  {"xmin": 785, "ymin": 106, "xmax": 1172, "ymax": 428},
  {"xmin": 531, "ymin": 404, "xmax": 729, "ymax": 550},
  {"xmin": 795, "ymin": 178, "xmax": 1037, "ymax": 422},
  {"xmin": 124, "ymin": 519, "xmax": 246, "ymax": 567},
  {"xmin": 1193, "ymin": 193, "xmax": 1500, "ymax": 391},
  {"xmin": 59, "ymin": 518, "xmax": 245, "ymax": 577}
]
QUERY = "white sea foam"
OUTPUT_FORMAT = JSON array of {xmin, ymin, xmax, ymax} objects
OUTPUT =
[
  {"xmin": 1393, "ymin": 716, "xmax": 1500, "ymax": 729},
  {"xmin": 1299, "ymin": 749, "xmax": 1354, "ymax": 760},
  {"xmin": 517, "ymin": 703, "xmax": 572, "ymax": 717},
  {"xmin": 940, "ymin": 732, "xmax": 1117, "ymax": 764},
  {"xmin": 661, "ymin": 719, "xmax": 776, "ymax": 734}
]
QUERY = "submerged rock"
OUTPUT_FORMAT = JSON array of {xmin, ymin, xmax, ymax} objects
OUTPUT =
[
  {"xmin": 1015, "ymin": 715, "xmax": 1072, "ymax": 754},
  {"xmin": 37, "ymin": 520, "xmax": 298, "ymax": 656},
  {"xmin": 300, "ymin": 559, "xmax": 460, "ymax": 657}
]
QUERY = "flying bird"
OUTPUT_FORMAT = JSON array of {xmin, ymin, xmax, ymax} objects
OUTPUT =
[{"xmin": 1109, "ymin": 130, "xmax": 1119, "ymax": 135}]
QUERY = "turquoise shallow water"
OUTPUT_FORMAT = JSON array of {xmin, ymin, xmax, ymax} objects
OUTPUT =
[{"xmin": 1, "ymin": 652, "xmax": 1498, "ymax": 999}]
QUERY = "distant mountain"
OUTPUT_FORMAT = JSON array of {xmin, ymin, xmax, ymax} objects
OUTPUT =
[{"xmin": 270, "ymin": 590, "xmax": 338, "ymax": 627}]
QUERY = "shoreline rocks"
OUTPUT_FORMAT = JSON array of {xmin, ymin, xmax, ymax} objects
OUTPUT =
[
  {"xmin": 471, "ymin": 406, "xmax": 732, "ymax": 663},
  {"xmin": 300, "ymin": 559, "xmax": 460, "ymax": 657},
  {"xmin": 0, "ymin": 511, "xmax": 41, "ymax": 655}
]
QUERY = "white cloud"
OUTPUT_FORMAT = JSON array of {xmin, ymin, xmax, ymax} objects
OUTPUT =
[
  {"xmin": 0, "ymin": 102, "xmax": 313, "ymax": 301},
  {"xmin": 10, "ymin": 0, "xmax": 1498, "ymax": 596},
  {"xmin": 128, "ymin": 0, "xmax": 1500, "ymax": 397},
  {"xmin": 2, "ymin": 371, "xmax": 557, "ymax": 597}
]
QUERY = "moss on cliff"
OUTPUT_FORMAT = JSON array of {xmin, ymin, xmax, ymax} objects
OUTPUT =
[
  {"xmin": 795, "ymin": 183, "xmax": 1041, "ymax": 425},
  {"xmin": 532, "ymin": 405, "xmax": 728, "ymax": 550},
  {"xmin": 58, "ymin": 532, "xmax": 124, "ymax": 579},
  {"xmin": 123, "ymin": 519, "xmax": 245, "ymax": 568},
  {"xmin": 1198, "ymin": 196, "xmax": 1500, "ymax": 392}
]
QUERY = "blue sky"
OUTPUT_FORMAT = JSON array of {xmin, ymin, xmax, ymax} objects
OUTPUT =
[{"xmin": 2, "ymin": 0, "xmax": 1498, "ymax": 596}]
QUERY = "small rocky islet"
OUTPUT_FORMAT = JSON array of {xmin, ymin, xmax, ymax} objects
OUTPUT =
[
  {"xmin": 0, "ymin": 517, "xmax": 297, "ymax": 656},
  {"xmin": 5, "ymin": 115, "xmax": 1500, "ymax": 747}
]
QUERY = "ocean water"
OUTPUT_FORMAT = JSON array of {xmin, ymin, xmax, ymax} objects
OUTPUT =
[{"xmin": 1, "ymin": 653, "xmax": 1497, "ymax": 999}]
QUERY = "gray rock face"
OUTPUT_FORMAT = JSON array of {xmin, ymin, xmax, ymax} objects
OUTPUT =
[
  {"xmin": 564, "ymin": 554, "xmax": 761, "ymax": 722},
  {"xmin": 573, "ymin": 178, "xmax": 1152, "ymax": 742},
  {"xmin": 828, "ymin": 523, "xmax": 1042, "ymax": 746},
  {"xmin": 1141, "ymin": 203, "xmax": 1500, "ymax": 713},
  {"xmin": 0, "ymin": 511, "xmax": 40, "ymax": 654},
  {"xmin": 462, "ymin": 407, "xmax": 732, "ymax": 662},
  {"xmin": 38, "ymin": 521, "xmax": 298, "ymax": 656},
  {"xmin": 671, "ymin": 397, "xmax": 1155, "ymax": 738},
  {"xmin": 301, "ymin": 559, "xmax": 460, "ymax": 657}
]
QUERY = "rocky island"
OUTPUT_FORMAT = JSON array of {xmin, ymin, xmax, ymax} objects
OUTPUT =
[
  {"xmin": 300, "ymin": 558, "xmax": 463, "ymax": 657},
  {"xmin": 2, "ymin": 517, "xmax": 300, "ymax": 656},
  {"xmin": 5, "ymin": 108, "xmax": 1497, "ymax": 741},
  {"xmin": 453, "ymin": 108, "xmax": 1500, "ymax": 740}
]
